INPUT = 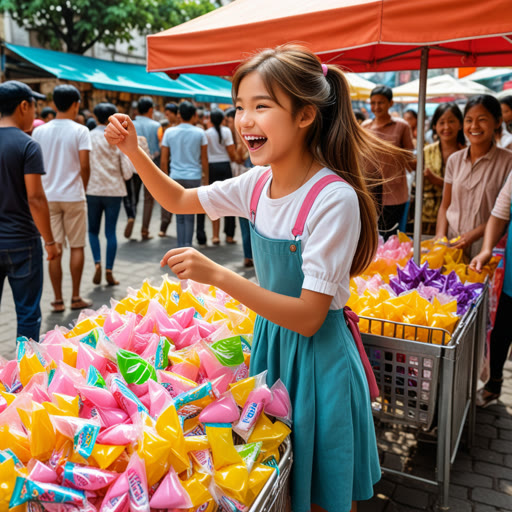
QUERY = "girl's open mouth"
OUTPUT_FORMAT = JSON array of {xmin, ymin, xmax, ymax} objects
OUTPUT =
[{"xmin": 244, "ymin": 135, "xmax": 268, "ymax": 151}]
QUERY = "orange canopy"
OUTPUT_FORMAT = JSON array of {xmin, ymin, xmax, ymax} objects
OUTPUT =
[{"xmin": 147, "ymin": 0, "xmax": 512, "ymax": 75}]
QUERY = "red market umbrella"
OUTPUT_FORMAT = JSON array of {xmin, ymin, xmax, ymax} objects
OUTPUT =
[{"xmin": 147, "ymin": 0, "xmax": 512, "ymax": 261}]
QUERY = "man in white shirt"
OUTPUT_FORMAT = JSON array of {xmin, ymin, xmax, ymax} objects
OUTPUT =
[{"xmin": 32, "ymin": 85, "xmax": 92, "ymax": 312}]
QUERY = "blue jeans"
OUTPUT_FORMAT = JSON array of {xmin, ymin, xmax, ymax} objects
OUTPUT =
[
  {"xmin": 87, "ymin": 195, "xmax": 122, "ymax": 269},
  {"xmin": 175, "ymin": 179, "xmax": 201, "ymax": 247},
  {"xmin": 239, "ymin": 217, "xmax": 252, "ymax": 259},
  {"xmin": 0, "ymin": 238, "xmax": 43, "ymax": 341}
]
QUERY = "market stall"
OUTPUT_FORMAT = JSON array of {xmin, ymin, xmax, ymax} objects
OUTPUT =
[{"xmin": 141, "ymin": 3, "xmax": 512, "ymax": 508}]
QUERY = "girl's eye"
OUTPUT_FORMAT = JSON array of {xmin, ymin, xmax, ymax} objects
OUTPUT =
[
  {"xmin": 256, "ymin": 104, "xmax": 269, "ymax": 109},
  {"xmin": 235, "ymin": 106, "xmax": 243, "ymax": 111}
]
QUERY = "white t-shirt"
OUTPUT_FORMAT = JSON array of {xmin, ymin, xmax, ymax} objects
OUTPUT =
[
  {"xmin": 32, "ymin": 119, "xmax": 91, "ymax": 202},
  {"xmin": 205, "ymin": 126, "xmax": 234, "ymax": 163},
  {"xmin": 198, "ymin": 166, "xmax": 361, "ymax": 309}
]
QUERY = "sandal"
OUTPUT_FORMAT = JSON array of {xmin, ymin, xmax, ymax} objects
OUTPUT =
[
  {"xmin": 244, "ymin": 258, "xmax": 254, "ymax": 268},
  {"xmin": 51, "ymin": 300, "xmax": 65, "ymax": 313},
  {"xmin": 93, "ymin": 263, "xmax": 101, "ymax": 285},
  {"xmin": 106, "ymin": 270, "xmax": 119, "ymax": 286},
  {"xmin": 226, "ymin": 237, "xmax": 237, "ymax": 244},
  {"xmin": 212, "ymin": 237, "xmax": 220, "ymax": 245},
  {"xmin": 475, "ymin": 387, "xmax": 500, "ymax": 408},
  {"xmin": 141, "ymin": 230, "xmax": 153, "ymax": 241},
  {"xmin": 71, "ymin": 297, "xmax": 93, "ymax": 310}
]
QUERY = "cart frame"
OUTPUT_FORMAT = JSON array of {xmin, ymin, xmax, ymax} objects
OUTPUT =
[{"xmin": 361, "ymin": 285, "xmax": 488, "ymax": 510}]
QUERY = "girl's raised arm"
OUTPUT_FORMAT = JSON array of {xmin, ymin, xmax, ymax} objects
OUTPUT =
[{"xmin": 105, "ymin": 114, "xmax": 204, "ymax": 215}]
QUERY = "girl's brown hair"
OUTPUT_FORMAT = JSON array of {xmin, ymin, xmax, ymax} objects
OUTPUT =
[{"xmin": 232, "ymin": 44, "xmax": 406, "ymax": 277}]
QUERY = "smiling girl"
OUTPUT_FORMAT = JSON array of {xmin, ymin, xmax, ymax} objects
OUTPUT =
[
  {"xmin": 435, "ymin": 95, "xmax": 512, "ymax": 258},
  {"xmin": 105, "ymin": 45, "xmax": 405, "ymax": 512}
]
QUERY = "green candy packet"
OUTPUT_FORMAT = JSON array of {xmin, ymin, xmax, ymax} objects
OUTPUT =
[
  {"xmin": 210, "ymin": 336, "xmax": 245, "ymax": 367},
  {"xmin": 117, "ymin": 348, "xmax": 157, "ymax": 384},
  {"xmin": 235, "ymin": 441, "xmax": 263, "ymax": 472}
]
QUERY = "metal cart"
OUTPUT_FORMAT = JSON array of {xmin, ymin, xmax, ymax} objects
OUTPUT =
[
  {"xmin": 361, "ymin": 285, "xmax": 488, "ymax": 510},
  {"xmin": 248, "ymin": 437, "xmax": 293, "ymax": 512}
]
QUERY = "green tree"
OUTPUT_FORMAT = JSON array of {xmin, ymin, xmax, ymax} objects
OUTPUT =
[{"xmin": 0, "ymin": 0, "xmax": 220, "ymax": 55}]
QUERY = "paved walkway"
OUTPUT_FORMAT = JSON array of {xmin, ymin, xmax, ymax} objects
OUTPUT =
[{"xmin": 0, "ymin": 210, "xmax": 511, "ymax": 511}]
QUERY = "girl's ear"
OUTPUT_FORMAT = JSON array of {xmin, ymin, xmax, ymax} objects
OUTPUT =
[{"xmin": 298, "ymin": 105, "xmax": 317, "ymax": 129}]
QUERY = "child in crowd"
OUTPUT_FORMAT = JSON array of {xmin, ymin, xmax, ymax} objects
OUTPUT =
[{"xmin": 105, "ymin": 45, "xmax": 405, "ymax": 512}]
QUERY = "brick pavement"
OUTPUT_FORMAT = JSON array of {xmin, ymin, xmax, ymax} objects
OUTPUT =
[{"xmin": 0, "ymin": 210, "xmax": 511, "ymax": 511}]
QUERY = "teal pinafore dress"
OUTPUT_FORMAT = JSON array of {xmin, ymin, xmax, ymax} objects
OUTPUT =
[{"xmin": 248, "ymin": 170, "xmax": 381, "ymax": 512}]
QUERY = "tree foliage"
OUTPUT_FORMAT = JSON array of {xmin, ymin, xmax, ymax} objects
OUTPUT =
[{"xmin": 0, "ymin": 0, "xmax": 220, "ymax": 54}]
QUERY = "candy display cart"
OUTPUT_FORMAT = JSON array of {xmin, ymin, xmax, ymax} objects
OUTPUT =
[{"xmin": 362, "ymin": 285, "xmax": 488, "ymax": 510}]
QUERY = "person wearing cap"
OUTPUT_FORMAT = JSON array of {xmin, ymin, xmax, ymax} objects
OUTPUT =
[
  {"xmin": 32, "ymin": 84, "xmax": 92, "ymax": 312},
  {"xmin": 0, "ymin": 81, "xmax": 60, "ymax": 342}
]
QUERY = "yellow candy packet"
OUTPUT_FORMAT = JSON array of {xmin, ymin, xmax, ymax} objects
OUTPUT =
[
  {"xmin": 213, "ymin": 463, "xmax": 250, "ymax": 504},
  {"xmin": 246, "ymin": 463, "xmax": 275, "ymax": 505},
  {"xmin": 205, "ymin": 424, "xmax": 244, "ymax": 471},
  {"xmin": 248, "ymin": 414, "xmax": 291, "ymax": 453},
  {"xmin": 155, "ymin": 405, "xmax": 190, "ymax": 474}
]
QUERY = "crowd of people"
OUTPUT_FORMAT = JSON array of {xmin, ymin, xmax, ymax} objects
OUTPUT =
[{"xmin": 0, "ymin": 82, "xmax": 257, "ymax": 338}]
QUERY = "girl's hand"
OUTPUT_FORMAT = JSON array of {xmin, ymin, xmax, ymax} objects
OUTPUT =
[
  {"xmin": 469, "ymin": 249, "xmax": 492, "ymax": 272},
  {"xmin": 104, "ymin": 114, "xmax": 138, "ymax": 156},
  {"xmin": 160, "ymin": 247, "xmax": 224, "ymax": 285}
]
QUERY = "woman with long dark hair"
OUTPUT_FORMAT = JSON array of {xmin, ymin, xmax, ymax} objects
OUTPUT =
[{"xmin": 422, "ymin": 103, "xmax": 465, "ymax": 234}]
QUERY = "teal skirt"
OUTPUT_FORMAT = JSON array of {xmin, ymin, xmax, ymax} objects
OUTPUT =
[{"xmin": 250, "ymin": 309, "xmax": 381, "ymax": 512}]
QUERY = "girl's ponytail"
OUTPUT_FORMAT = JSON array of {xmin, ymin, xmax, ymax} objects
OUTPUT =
[{"xmin": 316, "ymin": 66, "xmax": 405, "ymax": 276}]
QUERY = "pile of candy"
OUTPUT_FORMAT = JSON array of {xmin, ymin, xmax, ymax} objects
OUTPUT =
[
  {"xmin": 348, "ymin": 235, "xmax": 498, "ymax": 343},
  {"xmin": 0, "ymin": 277, "xmax": 291, "ymax": 511}
]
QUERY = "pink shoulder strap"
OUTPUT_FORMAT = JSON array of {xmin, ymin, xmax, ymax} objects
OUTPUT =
[
  {"xmin": 250, "ymin": 168, "xmax": 272, "ymax": 223},
  {"xmin": 291, "ymin": 174, "xmax": 345, "ymax": 238}
]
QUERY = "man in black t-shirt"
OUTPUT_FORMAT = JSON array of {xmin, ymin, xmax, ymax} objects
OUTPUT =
[{"xmin": 0, "ymin": 81, "xmax": 59, "ymax": 342}]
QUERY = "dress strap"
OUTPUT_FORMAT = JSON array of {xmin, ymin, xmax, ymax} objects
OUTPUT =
[
  {"xmin": 250, "ymin": 168, "xmax": 272, "ymax": 223},
  {"xmin": 291, "ymin": 174, "xmax": 345, "ymax": 238}
]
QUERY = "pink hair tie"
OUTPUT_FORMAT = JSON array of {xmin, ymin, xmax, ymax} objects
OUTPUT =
[{"xmin": 321, "ymin": 64, "xmax": 328, "ymax": 77}]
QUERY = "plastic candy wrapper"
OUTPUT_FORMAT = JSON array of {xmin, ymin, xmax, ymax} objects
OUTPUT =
[
  {"xmin": 389, "ymin": 260, "xmax": 484, "ymax": 316},
  {"xmin": 233, "ymin": 383, "xmax": 272, "ymax": 441},
  {"xmin": 205, "ymin": 423, "xmax": 245, "ymax": 470},
  {"xmin": 264, "ymin": 379, "xmax": 292, "ymax": 424},
  {"xmin": 51, "ymin": 415, "xmax": 101, "ymax": 460},
  {"xmin": 61, "ymin": 462, "xmax": 118, "ymax": 490},
  {"xmin": 9, "ymin": 478, "xmax": 86, "ymax": 508},
  {"xmin": 248, "ymin": 413, "xmax": 291, "ymax": 455},
  {"xmin": 149, "ymin": 466, "xmax": 193, "ymax": 509},
  {"xmin": 235, "ymin": 442, "xmax": 262, "ymax": 472},
  {"xmin": 135, "ymin": 413, "xmax": 172, "ymax": 487},
  {"xmin": 116, "ymin": 349, "xmax": 157, "ymax": 385},
  {"xmin": 199, "ymin": 391, "xmax": 240, "ymax": 424}
]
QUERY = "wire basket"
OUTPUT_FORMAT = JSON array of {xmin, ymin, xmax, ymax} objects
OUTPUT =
[{"xmin": 248, "ymin": 436, "xmax": 293, "ymax": 512}]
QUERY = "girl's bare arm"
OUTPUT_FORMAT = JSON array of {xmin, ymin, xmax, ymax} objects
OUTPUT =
[{"xmin": 105, "ymin": 114, "xmax": 204, "ymax": 215}]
